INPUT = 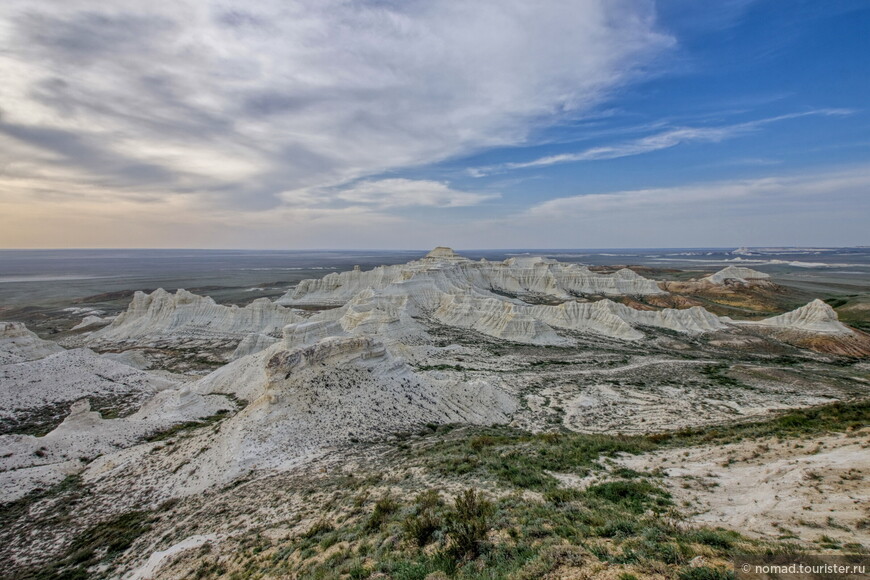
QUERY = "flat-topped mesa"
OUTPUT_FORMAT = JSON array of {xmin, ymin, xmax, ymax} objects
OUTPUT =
[
  {"xmin": 741, "ymin": 299, "xmax": 852, "ymax": 335},
  {"xmin": 277, "ymin": 248, "xmax": 665, "ymax": 307},
  {"xmin": 0, "ymin": 321, "xmax": 64, "ymax": 364},
  {"xmin": 705, "ymin": 266, "xmax": 771, "ymax": 285},
  {"xmin": 88, "ymin": 288, "xmax": 302, "ymax": 345}
]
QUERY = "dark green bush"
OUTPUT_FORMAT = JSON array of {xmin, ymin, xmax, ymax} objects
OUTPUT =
[
  {"xmin": 402, "ymin": 490, "xmax": 444, "ymax": 547},
  {"xmin": 446, "ymin": 489, "xmax": 493, "ymax": 560},
  {"xmin": 365, "ymin": 494, "xmax": 400, "ymax": 531}
]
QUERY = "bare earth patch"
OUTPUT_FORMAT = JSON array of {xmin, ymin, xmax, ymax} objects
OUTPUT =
[{"xmin": 617, "ymin": 429, "xmax": 870, "ymax": 547}]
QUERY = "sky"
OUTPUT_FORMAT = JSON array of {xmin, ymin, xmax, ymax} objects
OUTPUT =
[{"xmin": 0, "ymin": 0, "xmax": 868, "ymax": 249}]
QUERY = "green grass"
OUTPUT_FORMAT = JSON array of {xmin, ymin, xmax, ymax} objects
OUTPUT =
[
  {"xmin": 219, "ymin": 482, "xmax": 746, "ymax": 580},
  {"xmin": 654, "ymin": 398, "xmax": 870, "ymax": 446},
  {"xmin": 423, "ymin": 428, "xmax": 657, "ymax": 491},
  {"xmin": 15, "ymin": 511, "xmax": 153, "ymax": 579},
  {"xmin": 415, "ymin": 399, "xmax": 868, "ymax": 497},
  {"xmin": 144, "ymin": 408, "xmax": 231, "ymax": 442}
]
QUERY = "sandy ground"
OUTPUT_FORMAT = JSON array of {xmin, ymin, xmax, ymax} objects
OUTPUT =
[{"xmin": 617, "ymin": 429, "xmax": 870, "ymax": 547}]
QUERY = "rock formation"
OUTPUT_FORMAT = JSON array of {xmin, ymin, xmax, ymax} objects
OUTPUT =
[
  {"xmin": 274, "ymin": 249, "xmax": 723, "ymax": 345},
  {"xmin": 71, "ymin": 315, "xmax": 113, "ymax": 331},
  {"xmin": 278, "ymin": 248, "xmax": 665, "ymax": 307},
  {"xmin": 705, "ymin": 266, "xmax": 771, "ymax": 285},
  {"xmin": 0, "ymin": 348, "xmax": 178, "ymax": 427},
  {"xmin": 88, "ymin": 289, "xmax": 302, "ymax": 348},
  {"xmin": 0, "ymin": 321, "xmax": 64, "ymax": 364},
  {"xmin": 739, "ymin": 299, "xmax": 853, "ymax": 335}
]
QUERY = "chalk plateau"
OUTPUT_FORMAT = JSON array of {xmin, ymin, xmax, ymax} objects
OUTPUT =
[
  {"xmin": 275, "ymin": 249, "xmax": 723, "ymax": 345},
  {"xmin": 1, "ymin": 248, "xmax": 867, "ymax": 579}
]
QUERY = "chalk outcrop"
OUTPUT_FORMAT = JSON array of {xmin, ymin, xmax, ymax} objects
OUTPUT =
[
  {"xmin": 107, "ymin": 335, "xmax": 518, "ymax": 494},
  {"xmin": 706, "ymin": 266, "xmax": 771, "ymax": 285},
  {"xmin": 741, "ymin": 299, "xmax": 853, "ymax": 335},
  {"xmin": 88, "ymin": 289, "xmax": 302, "ymax": 347},
  {"xmin": 71, "ymin": 315, "xmax": 113, "ymax": 331},
  {"xmin": 278, "ymin": 249, "xmax": 664, "ymax": 307},
  {"xmin": 275, "ymin": 249, "xmax": 723, "ymax": 345},
  {"xmin": 0, "ymin": 348, "xmax": 178, "ymax": 425},
  {"xmin": 0, "ymin": 321, "xmax": 64, "ymax": 364}
]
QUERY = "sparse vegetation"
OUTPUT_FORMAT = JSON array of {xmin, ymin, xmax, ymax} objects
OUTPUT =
[{"xmin": 144, "ymin": 408, "xmax": 231, "ymax": 442}]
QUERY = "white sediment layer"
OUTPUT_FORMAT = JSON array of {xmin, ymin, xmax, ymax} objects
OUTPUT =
[
  {"xmin": 734, "ymin": 299, "xmax": 853, "ymax": 335},
  {"xmin": 88, "ymin": 288, "xmax": 302, "ymax": 345},
  {"xmin": 275, "ymin": 249, "xmax": 725, "ymax": 345},
  {"xmin": 278, "ymin": 248, "xmax": 664, "ymax": 307},
  {"xmin": 706, "ymin": 266, "xmax": 771, "ymax": 285},
  {"xmin": 0, "ymin": 321, "xmax": 64, "ymax": 364}
]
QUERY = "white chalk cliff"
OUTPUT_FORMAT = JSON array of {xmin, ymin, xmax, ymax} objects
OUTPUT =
[
  {"xmin": 278, "ymin": 247, "xmax": 664, "ymax": 308},
  {"xmin": 705, "ymin": 266, "xmax": 771, "ymax": 285},
  {"xmin": 737, "ymin": 299, "xmax": 853, "ymax": 335},
  {"xmin": 0, "ymin": 321, "xmax": 64, "ymax": 364},
  {"xmin": 88, "ymin": 288, "xmax": 302, "ymax": 346},
  {"xmin": 275, "ymin": 248, "xmax": 722, "ymax": 345}
]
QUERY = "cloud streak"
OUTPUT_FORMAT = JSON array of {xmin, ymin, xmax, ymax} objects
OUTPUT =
[
  {"xmin": 524, "ymin": 165, "xmax": 870, "ymax": 220},
  {"xmin": 471, "ymin": 109, "xmax": 853, "ymax": 175}
]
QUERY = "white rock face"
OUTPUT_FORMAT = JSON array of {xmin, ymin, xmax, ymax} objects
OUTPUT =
[
  {"xmin": 739, "ymin": 299, "xmax": 853, "ymax": 335},
  {"xmin": 72, "ymin": 315, "xmax": 113, "ymax": 331},
  {"xmin": 278, "ymin": 249, "xmax": 664, "ymax": 307},
  {"xmin": 230, "ymin": 332, "xmax": 280, "ymax": 360},
  {"xmin": 275, "ymin": 249, "xmax": 723, "ymax": 345},
  {"xmin": 89, "ymin": 288, "xmax": 301, "ymax": 346},
  {"xmin": 110, "ymin": 335, "xmax": 518, "ymax": 495},
  {"xmin": 706, "ymin": 266, "xmax": 771, "ymax": 285},
  {"xmin": 0, "ymin": 348, "xmax": 177, "ymax": 422},
  {"xmin": 0, "ymin": 321, "xmax": 64, "ymax": 364},
  {"xmin": 0, "ymin": 391, "xmax": 234, "ymax": 502}
]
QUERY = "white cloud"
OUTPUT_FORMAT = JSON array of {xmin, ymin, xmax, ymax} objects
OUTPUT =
[
  {"xmin": 472, "ymin": 109, "xmax": 853, "ymax": 174},
  {"xmin": 334, "ymin": 179, "xmax": 498, "ymax": 208},
  {"xmin": 0, "ymin": 0, "xmax": 671, "ymax": 225},
  {"xmin": 526, "ymin": 166, "xmax": 870, "ymax": 219}
]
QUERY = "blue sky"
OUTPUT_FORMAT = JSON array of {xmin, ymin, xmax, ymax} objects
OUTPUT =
[{"xmin": 0, "ymin": 0, "xmax": 867, "ymax": 248}]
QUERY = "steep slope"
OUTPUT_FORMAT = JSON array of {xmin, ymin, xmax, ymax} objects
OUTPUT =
[
  {"xmin": 0, "ymin": 321, "xmax": 64, "ymax": 364},
  {"xmin": 278, "ymin": 248, "xmax": 665, "ymax": 307},
  {"xmin": 741, "ymin": 299, "xmax": 852, "ymax": 334},
  {"xmin": 87, "ymin": 289, "xmax": 302, "ymax": 348},
  {"xmin": 81, "ymin": 336, "xmax": 517, "ymax": 497},
  {"xmin": 705, "ymin": 266, "xmax": 771, "ymax": 285}
]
